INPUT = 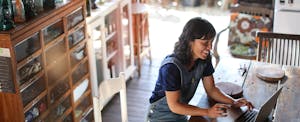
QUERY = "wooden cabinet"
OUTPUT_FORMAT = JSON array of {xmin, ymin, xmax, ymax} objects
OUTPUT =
[
  {"xmin": 86, "ymin": 0, "xmax": 135, "ymax": 111},
  {"xmin": 0, "ymin": 1, "xmax": 94, "ymax": 121}
]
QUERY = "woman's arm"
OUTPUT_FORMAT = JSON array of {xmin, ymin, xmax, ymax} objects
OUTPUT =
[
  {"xmin": 202, "ymin": 75, "xmax": 254, "ymax": 109},
  {"xmin": 165, "ymin": 90, "xmax": 229, "ymax": 118},
  {"xmin": 202, "ymin": 75, "xmax": 235, "ymax": 104}
]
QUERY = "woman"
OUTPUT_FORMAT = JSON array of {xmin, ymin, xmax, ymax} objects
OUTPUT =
[{"xmin": 147, "ymin": 17, "xmax": 253, "ymax": 122}]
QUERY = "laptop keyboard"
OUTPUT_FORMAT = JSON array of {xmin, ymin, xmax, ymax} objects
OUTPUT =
[{"xmin": 236, "ymin": 110, "xmax": 258, "ymax": 122}]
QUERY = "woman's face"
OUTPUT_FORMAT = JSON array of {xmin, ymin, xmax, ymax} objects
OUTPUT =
[{"xmin": 191, "ymin": 39, "xmax": 213, "ymax": 60}]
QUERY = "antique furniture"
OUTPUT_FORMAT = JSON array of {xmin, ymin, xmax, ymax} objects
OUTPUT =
[
  {"xmin": 86, "ymin": 0, "xmax": 135, "ymax": 113},
  {"xmin": 0, "ymin": 1, "xmax": 94, "ymax": 121}
]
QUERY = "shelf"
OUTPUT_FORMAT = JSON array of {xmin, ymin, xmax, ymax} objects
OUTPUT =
[
  {"xmin": 86, "ymin": 1, "xmax": 119, "ymax": 24},
  {"xmin": 86, "ymin": 0, "xmax": 135, "ymax": 115},
  {"xmin": 106, "ymin": 50, "xmax": 118, "ymax": 62},
  {"xmin": 105, "ymin": 31, "xmax": 117, "ymax": 42}
]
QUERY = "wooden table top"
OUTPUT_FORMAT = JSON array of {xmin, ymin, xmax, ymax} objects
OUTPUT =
[
  {"xmin": 274, "ymin": 66, "xmax": 300, "ymax": 122},
  {"xmin": 191, "ymin": 58, "xmax": 300, "ymax": 122}
]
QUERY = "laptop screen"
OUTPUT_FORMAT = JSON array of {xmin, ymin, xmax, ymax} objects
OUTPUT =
[{"xmin": 254, "ymin": 87, "xmax": 283, "ymax": 122}]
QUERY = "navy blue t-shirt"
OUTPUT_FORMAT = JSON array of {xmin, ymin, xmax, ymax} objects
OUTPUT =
[{"xmin": 149, "ymin": 58, "xmax": 215, "ymax": 103}]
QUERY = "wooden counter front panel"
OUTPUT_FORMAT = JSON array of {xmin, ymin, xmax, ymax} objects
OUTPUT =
[{"xmin": 0, "ymin": 93, "xmax": 24, "ymax": 121}]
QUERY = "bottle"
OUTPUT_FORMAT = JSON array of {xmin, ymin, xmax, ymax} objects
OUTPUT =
[
  {"xmin": 91, "ymin": 0, "xmax": 98, "ymax": 9},
  {"xmin": 23, "ymin": 0, "xmax": 38, "ymax": 20},
  {"xmin": 43, "ymin": 0, "xmax": 56, "ymax": 10},
  {"xmin": 13, "ymin": 0, "xmax": 26, "ymax": 23},
  {"xmin": 86, "ymin": 0, "xmax": 91, "ymax": 16},
  {"xmin": 34, "ymin": 0, "xmax": 44, "ymax": 13},
  {"xmin": 0, "ymin": 0, "xmax": 14, "ymax": 31}
]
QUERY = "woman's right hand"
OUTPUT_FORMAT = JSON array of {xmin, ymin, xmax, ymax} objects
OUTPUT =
[{"xmin": 207, "ymin": 103, "xmax": 230, "ymax": 118}]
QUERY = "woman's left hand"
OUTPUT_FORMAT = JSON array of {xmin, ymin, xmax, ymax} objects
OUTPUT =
[{"xmin": 232, "ymin": 98, "xmax": 254, "ymax": 111}]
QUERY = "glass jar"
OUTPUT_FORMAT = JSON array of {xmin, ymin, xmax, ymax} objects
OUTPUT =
[{"xmin": 0, "ymin": 0, "xmax": 14, "ymax": 31}]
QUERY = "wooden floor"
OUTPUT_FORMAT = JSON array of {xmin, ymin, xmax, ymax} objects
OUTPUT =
[{"xmin": 101, "ymin": 4, "xmax": 230, "ymax": 122}]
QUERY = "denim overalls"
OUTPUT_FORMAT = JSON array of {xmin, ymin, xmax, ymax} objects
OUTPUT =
[{"xmin": 147, "ymin": 56, "xmax": 207, "ymax": 122}]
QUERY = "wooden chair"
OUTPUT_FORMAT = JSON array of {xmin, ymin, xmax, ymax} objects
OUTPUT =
[
  {"xmin": 94, "ymin": 72, "xmax": 128, "ymax": 122},
  {"xmin": 212, "ymin": 26, "xmax": 229, "ymax": 67},
  {"xmin": 213, "ymin": 5, "xmax": 273, "ymax": 66},
  {"xmin": 230, "ymin": 5, "xmax": 273, "ymax": 18},
  {"xmin": 256, "ymin": 32, "xmax": 300, "ymax": 66}
]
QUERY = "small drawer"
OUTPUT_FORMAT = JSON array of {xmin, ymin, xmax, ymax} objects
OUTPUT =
[
  {"xmin": 70, "ymin": 44, "xmax": 86, "ymax": 67},
  {"xmin": 49, "ymin": 78, "xmax": 70, "ymax": 104},
  {"xmin": 81, "ymin": 109, "xmax": 94, "ymax": 122},
  {"xmin": 24, "ymin": 96, "xmax": 47, "ymax": 122},
  {"xmin": 72, "ymin": 61, "xmax": 88, "ymax": 84},
  {"xmin": 17, "ymin": 55, "xmax": 43, "ymax": 85},
  {"xmin": 46, "ymin": 96, "xmax": 71, "ymax": 121},
  {"xmin": 73, "ymin": 79, "xmax": 89, "ymax": 102},
  {"xmin": 74, "ymin": 94, "xmax": 91, "ymax": 119},
  {"xmin": 43, "ymin": 20, "xmax": 64, "ymax": 45},
  {"xmin": 45, "ymin": 39, "xmax": 66, "ymax": 66},
  {"xmin": 62, "ymin": 113, "xmax": 73, "ymax": 122},
  {"xmin": 14, "ymin": 33, "xmax": 41, "ymax": 63},
  {"xmin": 47, "ymin": 56, "xmax": 68, "ymax": 83},
  {"xmin": 68, "ymin": 27, "xmax": 85, "ymax": 48},
  {"xmin": 67, "ymin": 8, "xmax": 84, "ymax": 30},
  {"xmin": 21, "ymin": 75, "xmax": 46, "ymax": 107}
]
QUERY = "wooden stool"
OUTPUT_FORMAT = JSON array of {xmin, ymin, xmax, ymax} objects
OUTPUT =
[
  {"xmin": 132, "ymin": 3, "xmax": 152, "ymax": 77},
  {"xmin": 208, "ymin": 82, "xmax": 243, "ymax": 105},
  {"xmin": 216, "ymin": 82, "xmax": 243, "ymax": 99},
  {"xmin": 255, "ymin": 65, "xmax": 285, "ymax": 83}
]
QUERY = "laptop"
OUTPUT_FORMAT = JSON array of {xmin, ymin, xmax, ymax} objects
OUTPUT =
[{"xmin": 235, "ymin": 87, "xmax": 283, "ymax": 122}]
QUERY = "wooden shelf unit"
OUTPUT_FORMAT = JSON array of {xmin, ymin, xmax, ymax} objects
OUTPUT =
[
  {"xmin": 0, "ymin": 1, "xmax": 94, "ymax": 121},
  {"xmin": 86, "ymin": 0, "xmax": 136, "ymax": 116}
]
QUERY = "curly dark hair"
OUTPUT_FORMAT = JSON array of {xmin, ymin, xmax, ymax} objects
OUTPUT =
[{"xmin": 174, "ymin": 17, "xmax": 216, "ymax": 65}]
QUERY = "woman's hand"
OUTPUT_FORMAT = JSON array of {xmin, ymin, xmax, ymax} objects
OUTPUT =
[
  {"xmin": 207, "ymin": 103, "xmax": 230, "ymax": 118},
  {"xmin": 232, "ymin": 98, "xmax": 254, "ymax": 110}
]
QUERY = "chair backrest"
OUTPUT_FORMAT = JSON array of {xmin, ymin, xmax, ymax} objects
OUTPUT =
[
  {"xmin": 231, "ymin": 5, "xmax": 273, "ymax": 18},
  {"xmin": 212, "ymin": 26, "xmax": 229, "ymax": 67},
  {"xmin": 256, "ymin": 32, "xmax": 300, "ymax": 66},
  {"xmin": 213, "ymin": 5, "xmax": 274, "ymax": 65},
  {"xmin": 94, "ymin": 72, "xmax": 128, "ymax": 122}
]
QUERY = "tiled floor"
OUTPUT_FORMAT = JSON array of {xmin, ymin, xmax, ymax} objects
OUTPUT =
[{"xmin": 101, "ymin": 4, "xmax": 231, "ymax": 122}]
